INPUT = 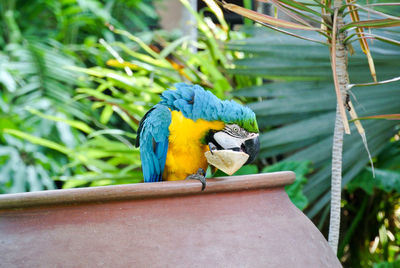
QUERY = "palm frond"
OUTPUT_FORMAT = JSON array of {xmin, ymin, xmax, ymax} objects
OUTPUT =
[{"xmin": 228, "ymin": 27, "xmax": 400, "ymax": 218}]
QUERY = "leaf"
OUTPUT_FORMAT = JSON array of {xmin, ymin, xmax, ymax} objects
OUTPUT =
[
  {"xmin": 263, "ymin": 0, "xmax": 313, "ymax": 27},
  {"xmin": 26, "ymin": 165, "xmax": 43, "ymax": 192},
  {"xmin": 112, "ymin": 29, "xmax": 161, "ymax": 59},
  {"xmin": 259, "ymin": 112, "xmax": 334, "ymax": 147},
  {"xmin": 349, "ymin": 76, "xmax": 400, "ymax": 88},
  {"xmin": 346, "ymin": 0, "xmax": 377, "ymax": 82},
  {"xmin": 0, "ymin": 68, "xmax": 17, "ymax": 92},
  {"xmin": 106, "ymin": 59, "xmax": 139, "ymax": 70},
  {"xmin": 376, "ymin": 140, "xmax": 400, "ymax": 170},
  {"xmin": 342, "ymin": 18, "xmax": 400, "ymax": 30},
  {"xmin": 351, "ymin": 3, "xmax": 400, "ymax": 20},
  {"xmin": 27, "ymin": 108, "xmax": 94, "ymax": 134},
  {"xmin": 253, "ymin": 21, "xmax": 328, "ymax": 45},
  {"xmin": 262, "ymin": 161, "xmax": 311, "ymax": 210},
  {"xmin": 99, "ymin": 105, "xmax": 114, "ymax": 125},
  {"xmin": 202, "ymin": 0, "xmax": 229, "ymax": 32},
  {"xmin": 271, "ymin": 0, "xmax": 325, "ymax": 17},
  {"xmin": 347, "ymin": 101, "xmax": 375, "ymax": 177},
  {"xmin": 76, "ymin": 88, "xmax": 123, "ymax": 104},
  {"xmin": 87, "ymin": 129, "xmax": 137, "ymax": 139},
  {"xmin": 347, "ymin": 168, "xmax": 400, "ymax": 194},
  {"xmin": 3, "ymin": 129, "xmax": 73, "ymax": 155},
  {"xmin": 159, "ymin": 36, "xmax": 191, "ymax": 59},
  {"xmin": 352, "ymin": 114, "xmax": 400, "ymax": 120},
  {"xmin": 233, "ymin": 164, "xmax": 258, "ymax": 175},
  {"xmin": 114, "ymin": 42, "xmax": 172, "ymax": 69},
  {"xmin": 363, "ymin": 33, "xmax": 400, "ymax": 47},
  {"xmin": 9, "ymin": 162, "xmax": 27, "ymax": 193},
  {"xmin": 112, "ymin": 106, "xmax": 139, "ymax": 131},
  {"xmin": 220, "ymin": 1, "xmax": 320, "ymax": 31},
  {"xmin": 60, "ymin": 172, "xmax": 143, "ymax": 189}
]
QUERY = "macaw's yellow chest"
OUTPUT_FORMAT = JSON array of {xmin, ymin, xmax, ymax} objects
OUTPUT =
[{"xmin": 162, "ymin": 111, "xmax": 225, "ymax": 181}]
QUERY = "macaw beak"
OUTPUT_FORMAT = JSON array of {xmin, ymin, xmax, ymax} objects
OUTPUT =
[
  {"xmin": 242, "ymin": 134, "xmax": 260, "ymax": 164},
  {"xmin": 209, "ymin": 131, "xmax": 260, "ymax": 165}
]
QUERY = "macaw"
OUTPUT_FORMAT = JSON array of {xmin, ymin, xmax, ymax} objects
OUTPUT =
[{"xmin": 135, "ymin": 83, "xmax": 260, "ymax": 190}]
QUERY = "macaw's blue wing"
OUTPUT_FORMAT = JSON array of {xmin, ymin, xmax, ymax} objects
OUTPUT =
[{"xmin": 135, "ymin": 104, "xmax": 171, "ymax": 182}]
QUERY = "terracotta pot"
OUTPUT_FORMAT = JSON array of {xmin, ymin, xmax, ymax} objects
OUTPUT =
[{"xmin": 0, "ymin": 172, "xmax": 341, "ymax": 267}]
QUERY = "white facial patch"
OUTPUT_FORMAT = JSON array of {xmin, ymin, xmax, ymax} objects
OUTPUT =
[{"xmin": 213, "ymin": 131, "xmax": 245, "ymax": 150}]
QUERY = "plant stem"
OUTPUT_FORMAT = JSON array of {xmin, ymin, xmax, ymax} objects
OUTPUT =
[
  {"xmin": 328, "ymin": 1, "xmax": 350, "ymax": 254},
  {"xmin": 329, "ymin": 105, "xmax": 344, "ymax": 254}
]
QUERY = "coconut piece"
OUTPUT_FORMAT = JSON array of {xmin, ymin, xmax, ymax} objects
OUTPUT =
[{"xmin": 204, "ymin": 150, "xmax": 249, "ymax": 175}]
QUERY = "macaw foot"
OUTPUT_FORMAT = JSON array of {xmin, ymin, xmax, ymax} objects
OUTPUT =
[{"xmin": 186, "ymin": 168, "xmax": 207, "ymax": 191}]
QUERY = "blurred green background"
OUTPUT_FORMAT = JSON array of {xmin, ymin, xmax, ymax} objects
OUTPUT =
[{"xmin": 0, "ymin": 0, "xmax": 399, "ymax": 266}]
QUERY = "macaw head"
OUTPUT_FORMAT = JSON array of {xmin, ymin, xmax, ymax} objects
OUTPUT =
[{"xmin": 205, "ymin": 121, "xmax": 260, "ymax": 165}]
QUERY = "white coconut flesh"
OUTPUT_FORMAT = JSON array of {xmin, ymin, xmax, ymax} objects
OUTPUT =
[{"xmin": 204, "ymin": 150, "xmax": 249, "ymax": 175}]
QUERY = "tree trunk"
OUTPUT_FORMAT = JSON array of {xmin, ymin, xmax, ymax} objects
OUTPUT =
[{"xmin": 328, "ymin": 3, "xmax": 349, "ymax": 254}]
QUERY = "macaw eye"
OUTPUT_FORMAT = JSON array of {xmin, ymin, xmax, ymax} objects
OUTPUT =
[{"xmin": 233, "ymin": 126, "xmax": 239, "ymax": 132}]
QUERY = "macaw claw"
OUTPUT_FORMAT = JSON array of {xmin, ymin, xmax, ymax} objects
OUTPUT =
[
  {"xmin": 208, "ymin": 142, "xmax": 217, "ymax": 155},
  {"xmin": 186, "ymin": 168, "xmax": 207, "ymax": 191}
]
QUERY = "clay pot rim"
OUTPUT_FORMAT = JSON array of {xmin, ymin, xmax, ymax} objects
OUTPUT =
[{"xmin": 0, "ymin": 171, "xmax": 295, "ymax": 209}]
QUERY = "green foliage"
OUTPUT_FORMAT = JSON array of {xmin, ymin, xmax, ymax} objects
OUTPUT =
[
  {"xmin": 1, "ymin": 0, "xmax": 257, "ymax": 191},
  {"xmin": 233, "ymin": 164, "xmax": 258, "ymax": 176},
  {"xmin": 0, "ymin": 137, "xmax": 57, "ymax": 193},
  {"xmin": 0, "ymin": 38, "xmax": 86, "ymax": 193},
  {"xmin": 262, "ymin": 161, "xmax": 311, "ymax": 210},
  {"xmin": 0, "ymin": 0, "xmax": 160, "ymax": 192},
  {"xmin": 228, "ymin": 26, "xmax": 400, "ymax": 219},
  {"xmin": 339, "ymin": 140, "xmax": 400, "ymax": 266},
  {"xmin": 208, "ymin": 164, "xmax": 258, "ymax": 177},
  {"xmin": 50, "ymin": 7, "xmax": 247, "ymax": 186},
  {"xmin": 340, "ymin": 189, "xmax": 400, "ymax": 266},
  {"xmin": 374, "ymin": 259, "xmax": 400, "ymax": 268},
  {"xmin": 227, "ymin": 15, "xmax": 400, "ymax": 262},
  {"xmin": 0, "ymin": 0, "xmax": 158, "ymax": 44},
  {"xmin": 348, "ymin": 168, "xmax": 400, "ymax": 195},
  {"xmin": 211, "ymin": 160, "xmax": 310, "ymax": 210}
]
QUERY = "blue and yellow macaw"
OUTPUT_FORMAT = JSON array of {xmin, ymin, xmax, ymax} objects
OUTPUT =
[{"xmin": 135, "ymin": 83, "xmax": 259, "ymax": 190}]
